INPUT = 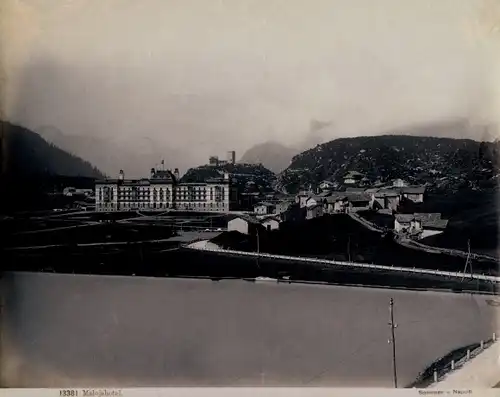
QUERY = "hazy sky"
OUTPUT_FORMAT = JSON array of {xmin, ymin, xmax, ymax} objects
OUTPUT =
[{"xmin": 2, "ymin": 0, "xmax": 500, "ymax": 168}]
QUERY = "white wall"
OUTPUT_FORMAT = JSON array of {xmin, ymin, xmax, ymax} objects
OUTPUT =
[
  {"xmin": 228, "ymin": 218, "xmax": 249, "ymax": 234},
  {"xmin": 254, "ymin": 205, "xmax": 268, "ymax": 215},
  {"xmin": 421, "ymin": 229, "xmax": 444, "ymax": 239},
  {"xmin": 305, "ymin": 198, "xmax": 318, "ymax": 208},
  {"xmin": 394, "ymin": 219, "xmax": 406, "ymax": 233},
  {"xmin": 299, "ymin": 196, "xmax": 309, "ymax": 208},
  {"xmin": 262, "ymin": 219, "xmax": 280, "ymax": 231}
]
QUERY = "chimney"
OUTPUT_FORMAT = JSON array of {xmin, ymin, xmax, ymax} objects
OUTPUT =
[
  {"xmin": 174, "ymin": 168, "xmax": 180, "ymax": 180},
  {"xmin": 118, "ymin": 169, "xmax": 124, "ymax": 181},
  {"xmin": 150, "ymin": 168, "xmax": 156, "ymax": 179},
  {"xmin": 223, "ymin": 172, "xmax": 229, "ymax": 181}
]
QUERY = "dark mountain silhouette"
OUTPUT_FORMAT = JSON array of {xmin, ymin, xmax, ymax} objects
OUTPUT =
[
  {"xmin": 0, "ymin": 121, "xmax": 103, "ymax": 211},
  {"xmin": 239, "ymin": 141, "xmax": 297, "ymax": 173},
  {"xmin": 239, "ymin": 119, "xmax": 331, "ymax": 173},
  {"xmin": 277, "ymin": 134, "xmax": 500, "ymax": 194},
  {"xmin": 1, "ymin": 121, "xmax": 103, "ymax": 178}
]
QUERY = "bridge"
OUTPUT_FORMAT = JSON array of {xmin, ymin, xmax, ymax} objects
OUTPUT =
[{"xmin": 186, "ymin": 241, "xmax": 500, "ymax": 284}]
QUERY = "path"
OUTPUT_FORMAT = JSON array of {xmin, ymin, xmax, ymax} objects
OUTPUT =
[{"xmin": 186, "ymin": 240, "xmax": 500, "ymax": 284}]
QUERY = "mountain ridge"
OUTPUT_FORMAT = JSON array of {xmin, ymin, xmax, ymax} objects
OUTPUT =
[
  {"xmin": 1, "ymin": 121, "xmax": 104, "ymax": 178},
  {"xmin": 278, "ymin": 134, "xmax": 499, "ymax": 194},
  {"xmin": 239, "ymin": 119, "xmax": 497, "ymax": 175}
]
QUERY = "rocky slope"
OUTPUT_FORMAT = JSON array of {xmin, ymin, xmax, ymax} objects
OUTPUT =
[
  {"xmin": 277, "ymin": 135, "xmax": 499, "ymax": 194},
  {"xmin": 182, "ymin": 163, "xmax": 276, "ymax": 193}
]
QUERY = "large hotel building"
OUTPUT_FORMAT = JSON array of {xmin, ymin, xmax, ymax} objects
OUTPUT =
[{"xmin": 95, "ymin": 167, "xmax": 238, "ymax": 212}]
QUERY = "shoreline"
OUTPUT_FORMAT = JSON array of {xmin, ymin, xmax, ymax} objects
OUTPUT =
[{"xmin": 2, "ymin": 270, "xmax": 498, "ymax": 297}]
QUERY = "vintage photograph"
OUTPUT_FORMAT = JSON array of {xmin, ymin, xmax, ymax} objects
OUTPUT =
[{"xmin": 1, "ymin": 0, "xmax": 499, "ymax": 389}]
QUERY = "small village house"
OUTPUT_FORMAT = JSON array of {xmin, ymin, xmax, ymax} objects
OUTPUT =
[
  {"xmin": 261, "ymin": 216, "xmax": 281, "ymax": 231},
  {"xmin": 392, "ymin": 178, "xmax": 408, "ymax": 188},
  {"xmin": 306, "ymin": 196, "xmax": 321, "ymax": 208},
  {"xmin": 227, "ymin": 214, "xmax": 263, "ymax": 236},
  {"xmin": 306, "ymin": 204, "xmax": 324, "ymax": 219},
  {"xmin": 296, "ymin": 193, "xmax": 310, "ymax": 208},
  {"xmin": 414, "ymin": 213, "xmax": 448, "ymax": 238},
  {"xmin": 324, "ymin": 195, "xmax": 348, "ymax": 214},
  {"xmin": 343, "ymin": 171, "xmax": 364, "ymax": 185},
  {"xmin": 374, "ymin": 189, "xmax": 401, "ymax": 210},
  {"xmin": 394, "ymin": 214, "xmax": 422, "ymax": 235},
  {"xmin": 280, "ymin": 203, "xmax": 306, "ymax": 223},
  {"xmin": 401, "ymin": 186, "xmax": 426, "ymax": 203},
  {"xmin": 346, "ymin": 193, "xmax": 371, "ymax": 213},
  {"xmin": 274, "ymin": 200, "xmax": 293, "ymax": 215},
  {"xmin": 254, "ymin": 202, "xmax": 276, "ymax": 215},
  {"xmin": 319, "ymin": 180, "xmax": 336, "ymax": 192}
]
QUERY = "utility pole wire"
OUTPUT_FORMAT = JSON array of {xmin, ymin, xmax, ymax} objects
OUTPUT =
[
  {"xmin": 388, "ymin": 298, "xmax": 398, "ymax": 388},
  {"xmin": 461, "ymin": 239, "xmax": 472, "ymax": 281}
]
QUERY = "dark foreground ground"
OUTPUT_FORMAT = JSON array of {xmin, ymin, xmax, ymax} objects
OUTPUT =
[
  {"xmin": 3, "ymin": 244, "xmax": 498, "ymax": 294},
  {"xmin": 2, "ymin": 211, "xmax": 498, "ymax": 293},
  {"xmin": 211, "ymin": 214, "xmax": 500, "ymax": 276}
]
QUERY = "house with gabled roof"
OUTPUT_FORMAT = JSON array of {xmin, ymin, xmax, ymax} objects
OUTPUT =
[
  {"xmin": 296, "ymin": 193, "xmax": 311, "ymax": 208},
  {"xmin": 319, "ymin": 180, "xmax": 337, "ymax": 191},
  {"xmin": 274, "ymin": 200, "xmax": 294, "ymax": 215},
  {"xmin": 261, "ymin": 216, "xmax": 281, "ymax": 231},
  {"xmin": 254, "ymin": 201, "xmax": 276, "ymax": 215},
  {"xmin": 324, "ymin": 194, "xmax": 349, "ymax": 214},
  {"xmin": 306, "ymin": 203, "xmax": 324, "ymax": 219},
  {"xmin": 374, "ymin": 189, "xmax": 401, "ymax": 210},
  {"xmin": 305, "ymin": 195, "xmax": 328, "ymax": 208},
  {"xmin": 394, "ymin": 214, "xmax": 422, "ymax": 235},
  {"xmin": 394, "ymin": 212, "xmax": 448, "ymax": 239},
  {"xmin": 227, "ymin": 214, "xmax": 264, "ymax": 236},
  {"xmin": 392, "ymin": 178, "xmax": 408, "ymax": 188},
  {"xmin": 401, "ymin": 186, "xmax": 426, "ymax": 203},
  {"xmin": 414, "ymin": 213, "xmax": 448, "ymax": 238},
  {"xmin": 345, "ymin": 193, "xmax": 371, "ymax": 213},
  {"xmin": 343, "ymin": 171, "xmax": 365, "ymax": 185}
]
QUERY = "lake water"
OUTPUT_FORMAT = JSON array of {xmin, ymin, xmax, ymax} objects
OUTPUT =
[{"xmin": 1, "ymin": 272, "xmax": 498, "ymax": 387}]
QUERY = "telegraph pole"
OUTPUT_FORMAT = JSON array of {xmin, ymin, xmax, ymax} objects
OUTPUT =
[
  {"xmin": 256, "ymin": 227, "xmax": 260, "ymax": 269},
  {"xmin": 388, "ymin": 298, "xmax": 398, "ymax": 388},
  {"xmin": 347, "ymin": 234, "xmax": 351, "ymax": 262},
  {"xmin": 461, "ymin": 239, "xmax": 472, "ymax": 281}
]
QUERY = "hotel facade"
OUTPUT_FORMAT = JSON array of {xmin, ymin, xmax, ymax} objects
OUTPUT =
[{"xmin": 95, "ymin": 168, "xmax": 237, "ymax": 212}]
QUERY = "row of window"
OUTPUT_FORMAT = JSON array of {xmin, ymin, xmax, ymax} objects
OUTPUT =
[
  {"xmin": 98, "ymin": 190, "xmax": 228, "ymax": 203},
  {"xmin": 98, "ymin": 202, "xmax": 228, "ymax": 210},
  {"xmin": 98, "ymin": 197, "xmax": 227, "ymax": 204}
]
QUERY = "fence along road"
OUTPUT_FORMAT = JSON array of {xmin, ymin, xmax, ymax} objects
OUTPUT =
[{"xmin": 187, "ymin": 242, "xmax": 500, "ymax": 283}]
